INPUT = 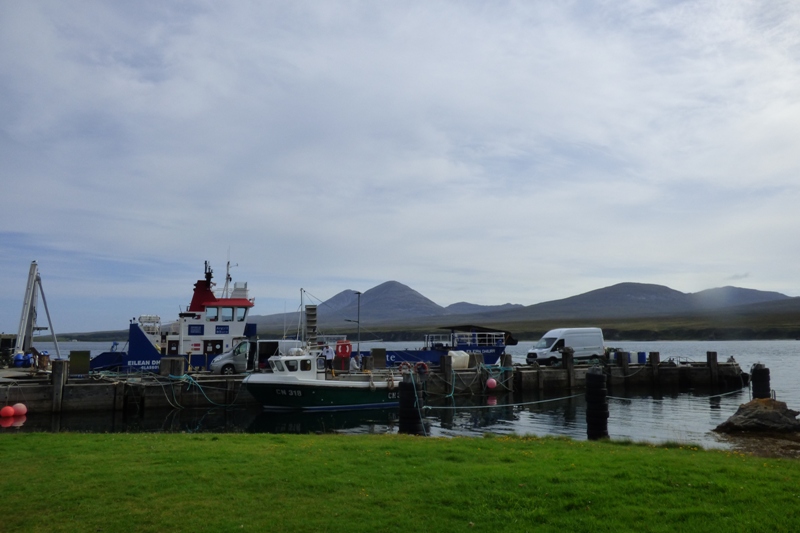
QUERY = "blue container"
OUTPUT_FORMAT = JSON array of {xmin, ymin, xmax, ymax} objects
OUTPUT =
[
  {"xmin": 13, "ymin": 353, "xmax": 24, "ymax": 367},
  {"xmin": 637, "ymin": 352, "xmax": 647, "ymax": 364}
]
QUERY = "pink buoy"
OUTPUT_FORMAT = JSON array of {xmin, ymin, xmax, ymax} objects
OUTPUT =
[
  {"xmin": 487, "ymin": 395, "xmax": 497, "ymax": 406},
  {"xmin": 486, "ymin": 377, "xmax": 497, "ymax": 389},
  {"xmin": 11, "ymin": 415, "xmax": 26, "ymax": 427},
  {"xmin": 12, "ymin": 403, "xmax": 27, "ymax": 416},
  {"xmin": 0, "ymin": 406, "xmax": 15, "ymax": 418}
]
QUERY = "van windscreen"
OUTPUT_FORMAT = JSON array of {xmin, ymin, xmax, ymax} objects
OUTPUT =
[{"xmin": 535, "ymin": 337, "xmax": 557, "ymax": 350}]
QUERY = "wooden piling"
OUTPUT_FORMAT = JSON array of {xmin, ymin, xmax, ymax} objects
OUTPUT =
[
  {"xmin": 51, "ymin": 359, "xmax": 69, "ymax": 413},
  {"xmin": 707, "ymin": 351, "xmax": 719, "ymax": 387},
  {"xmin": 562, "ymin": 349, "xmax": 575, "ymax": 389},
  {"xmin": 649, "ymin": 352, "xmax": 660, "ymax": 382}
]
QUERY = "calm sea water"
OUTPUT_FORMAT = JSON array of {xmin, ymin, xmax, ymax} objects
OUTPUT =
[{"xmin": 8, "ymin": 339, "xmax": 800, "ymax": 448}]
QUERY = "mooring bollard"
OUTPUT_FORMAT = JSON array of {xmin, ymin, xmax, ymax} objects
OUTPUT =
[
  {"xmin": 398, "ymin": 372, "xmax": 425, "ymax": 435},
  {"xmin": 585, "ymin": 367, "xmax": 609, "ymax": 440},
  {"xmin": 751, "ymin": 363, "xmax": 771, "ymax": 399}
]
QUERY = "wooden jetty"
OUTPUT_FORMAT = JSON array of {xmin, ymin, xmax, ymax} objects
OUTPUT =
[{"xmin": 0, "ymin": 350, "xmax": 747, "ymax": 414}]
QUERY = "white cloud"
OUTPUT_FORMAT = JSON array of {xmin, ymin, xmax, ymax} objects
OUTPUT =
[{"xmin": 2, "ymin": 1, "xmax": 800, "ymax": 332}]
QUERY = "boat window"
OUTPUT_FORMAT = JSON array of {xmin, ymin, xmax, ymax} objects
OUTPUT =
[
  {"xmin": 301, "ymin": 359, "xmax": 312, "ymax": 371},
  {"xmin": 535, "ymin": 337, "xmax": 557, "ymax": 350},
  {"xmin": 286, "ymin": 360, "xmax": 298, "ymax": 372},
  {"xmin": 317, "ymin": 358, "xmax": 326, "ymax": 371},
  {"xmin": 221, "ymin": 307, "xmax": 234, "ymax": 322},
  {"xmin": 269, "ymin": 360, "xmax": 276, "ymax": 371},
  {"xmin": 236, "ymin": 307, "xmax": 247, "ymax": 322},
  {"xmin": 206, "ymin": 307, "xmax": 218, "ymax": 322},
  {"xmin": 274, "ymin": 361, "xmax": 285, "ymax": 372}
]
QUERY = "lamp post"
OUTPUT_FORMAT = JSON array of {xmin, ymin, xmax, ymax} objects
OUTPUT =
[
  {"xmin": 345, "ymin": 290, "xmax": 362, "ymax": 361},
  {"xmin": 356, "ymin": 291, "xmax": 361, "ymax": 359}
]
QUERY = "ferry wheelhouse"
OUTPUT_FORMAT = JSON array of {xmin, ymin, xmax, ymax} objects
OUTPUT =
[{"xmin": 90, "ymin": 262, "xmax": 256, "ymax": 373}]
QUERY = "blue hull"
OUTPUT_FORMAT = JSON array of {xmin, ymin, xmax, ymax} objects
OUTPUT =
[
  {"xmin": 89, "ymin": 323, "xmax": 220, "ymax": 373},
  {"xmin": 356, "ymin": 346, "xmax": 503, "ymax": 366}
]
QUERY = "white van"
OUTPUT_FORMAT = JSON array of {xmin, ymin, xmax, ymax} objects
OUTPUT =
[
  {"xmin": 210, "ymin": 339, "xmax": 303, "ymax": 375},
  {"xmin": 526, "ymin": 328, "xmax": 605, "ymax": 366}
]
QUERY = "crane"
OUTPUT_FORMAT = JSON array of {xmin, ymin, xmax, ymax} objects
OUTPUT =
[{"xmin": 14, "ymin": 261, "xmax": 61, "ymax": 360}]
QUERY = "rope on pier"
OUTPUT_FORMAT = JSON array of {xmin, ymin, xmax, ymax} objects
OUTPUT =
[{"xmin": 423, "ymin": 393, "xmax": 584, "ymax": 411}]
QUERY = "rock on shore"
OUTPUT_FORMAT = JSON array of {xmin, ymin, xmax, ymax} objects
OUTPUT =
[{"xmin": 715, "ymin": 398, "xmax": 800, "ymax": 433}]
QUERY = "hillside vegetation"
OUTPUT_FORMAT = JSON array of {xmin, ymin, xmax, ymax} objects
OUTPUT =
[{"xmin": 56, "ymin": 282, "xmax": 800, "ymax": 342}]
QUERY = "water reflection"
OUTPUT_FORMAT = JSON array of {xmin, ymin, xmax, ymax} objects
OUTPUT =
[{"xmin": 247, "ymin": 409, "xmax": 399, "ymax": 434}]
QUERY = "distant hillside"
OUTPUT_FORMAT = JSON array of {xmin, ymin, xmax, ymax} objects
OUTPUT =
[
  {"xmin": 246, "ymin": 281, "xmax": 794, "ymax": 340},
  {"xmin": 56, "ymin": 278, "xmax": 791, "ymax": 342},
  {"xmin": 445, "ymin": 302, "xmax": 524, "ymax": 314}
]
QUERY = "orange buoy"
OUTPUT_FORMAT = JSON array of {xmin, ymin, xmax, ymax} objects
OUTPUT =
[
  {"xmin": 12, "ymin": 403, "xmax": 27, "ymax": 416},
  {"xmin": 0, "ymin": 406, "xmax": 14, "ymax": 418}
]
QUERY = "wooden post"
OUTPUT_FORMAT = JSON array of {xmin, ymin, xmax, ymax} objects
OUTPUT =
[
  {"xmin": 562, "ymin": 348, "xmax": 575, "ymax": 389},
  {"xmin": 51, "ymin": 359, "xmax": 69, "ymax": 413},
  {"xmin": 649, "ymin": 352, "xmax": 660, "ymax": 383},
  {"xmin": 500, "ymin": 353, "xmax": 513, "ymax": 392},
  {"xmin": 707, "ymin": 351, "xmax": 719, "ymax": 387},
  {"xmin": 618, "ymin": 352, "xmax": 629, "ymax": 387},
  {"xmin": 440, "ymin": 354, "xmax": 452, "ymax": 392}
]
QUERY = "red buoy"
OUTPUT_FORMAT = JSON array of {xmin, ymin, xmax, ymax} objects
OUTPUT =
[
  {"xmin": 0, "ymin": 406, "xmax": 15, "ymax": 418},
  {"xmin": 0, "ymin": 417, "xmax": 13, "ymax": 428},
  {"xmin": 12, "ymin": 403, "xmax": 27, "ymax": 416}
]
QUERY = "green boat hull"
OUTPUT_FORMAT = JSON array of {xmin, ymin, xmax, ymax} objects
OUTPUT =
[{"xmin": 244, "ymin": 380, "xmax": 401, "ymax": 411}]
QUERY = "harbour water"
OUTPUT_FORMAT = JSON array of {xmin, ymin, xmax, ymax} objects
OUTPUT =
[{"xmin": 6, "ymin": 339, "xmax": 799, "ymax": 448}]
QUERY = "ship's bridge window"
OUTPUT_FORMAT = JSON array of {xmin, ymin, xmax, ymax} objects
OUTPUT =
[
  {"xmin": 221, "ymin": 307, "xmax": 234, "ymax": 322},
  {"xmin": 236, "ymin": 308, "xmax": 247, "ymax": 322},
  {"xmin": 272, "ymin": 360, "xmax": 285, "ymax": 372},
  {"xmin": 206, "ymin": 307, "xmax": 219, "ymax": 322},
  {"xmin": 301, "ymin": 359, "xmax": 312, "ymax": 371},
  {"xmin": 286, "ymin": 360, "xmax": 298, "ymax": 372}
]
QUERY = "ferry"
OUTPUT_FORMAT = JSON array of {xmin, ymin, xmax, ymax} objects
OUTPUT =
[
  {"xmin": 90, "ymin": 262, "xmax": 256, "ymax": 373},
  {"xmin": 370, "ymin": 325, "xmax": 517, "ymax": 366}
]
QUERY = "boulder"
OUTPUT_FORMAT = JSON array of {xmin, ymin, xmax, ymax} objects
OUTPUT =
[{"xmin": 715, "ymin": 398, "xmax": 800, "ymax": 433}]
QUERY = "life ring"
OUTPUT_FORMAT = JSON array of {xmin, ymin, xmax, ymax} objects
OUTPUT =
[
  {"xmin": 398, "ymin": 361, "xmax": 413, "ymax": 372},
  {"xmin": 414, "ymin": 362, "xmax": 429, "ymax": 374},
  {"xmin": 335, "ymin": 340, "xmax": 352, "ymax": 357}
]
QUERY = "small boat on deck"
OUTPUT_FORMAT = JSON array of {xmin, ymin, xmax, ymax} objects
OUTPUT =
[
  {"xmin": 90, "ymin": 261, "xmax": 256, "ymax": 372},
  {"xmin": 243, "ymin": 350, "xmax": 405, "ymax": 411}
]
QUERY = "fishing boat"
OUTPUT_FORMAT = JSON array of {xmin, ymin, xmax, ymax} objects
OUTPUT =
[
  {"xmin": 90, "ymin": 261, "xmax": 256, "ymax": 372},
  {"xmin": 371, "ymin": 325, "xmax": 517, "ymax": 366},
  {"xmin": 242, "ymin": 349, "xmax": 407, "ymax": 411}
]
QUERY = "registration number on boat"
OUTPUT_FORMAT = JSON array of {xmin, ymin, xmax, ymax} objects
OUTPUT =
[{"xmin": 276, "ymin": 389, "xmax": 302, "ymax": 397}]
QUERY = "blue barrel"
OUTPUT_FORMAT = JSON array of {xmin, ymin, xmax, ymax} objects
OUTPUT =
[
  {"xmin": 637, "ymin": 352, "xmax": 647, "ymax": 364},
  {"xmin": 22, "ymin": 354, "xmax": 32, "ymax": 368},
  {"xmin": 13, "ymin": 353, "xmax": 24, "ymax": 367}
]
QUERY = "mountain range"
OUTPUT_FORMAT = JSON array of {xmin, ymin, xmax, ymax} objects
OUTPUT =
[{"xmin": 248, "ymin": 281, "xmax": 800, "ymax": 337}]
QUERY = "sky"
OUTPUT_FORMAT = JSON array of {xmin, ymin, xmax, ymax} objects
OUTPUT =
[{"xmin": 2, "ymin": 1, "xmax": 800, "ymax": 334}]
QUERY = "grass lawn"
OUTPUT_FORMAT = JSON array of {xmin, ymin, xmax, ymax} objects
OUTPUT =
[{"xmin": 1, "ymin": 432, "xmax": 798, "ymax": 532}]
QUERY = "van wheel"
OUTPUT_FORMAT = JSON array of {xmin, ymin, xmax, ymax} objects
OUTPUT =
[
  {"xmin": 222, "ymin": 364, "xmax": 236, "ymax": 375},
  {"xmin": 548, "ymin": 357, "xmax": 558, "ymax": 366}
]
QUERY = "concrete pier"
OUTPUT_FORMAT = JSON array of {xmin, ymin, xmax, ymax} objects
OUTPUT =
[{"xmin": 0, "ymin": 350, "xmax": 748, "ymax": 413}]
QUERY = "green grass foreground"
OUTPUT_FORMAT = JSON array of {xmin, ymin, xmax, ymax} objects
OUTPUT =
[{"xmin": 1, "ymin": 433, "xmax": 799, "ymax": 532}]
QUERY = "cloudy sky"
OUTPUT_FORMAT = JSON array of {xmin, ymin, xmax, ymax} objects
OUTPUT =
[{"xmin": 2, "ymin": 1, "xmax": 800, "ymax": 334}]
